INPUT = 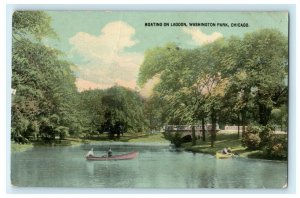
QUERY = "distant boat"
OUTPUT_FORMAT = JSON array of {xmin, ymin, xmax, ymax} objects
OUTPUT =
[
  {"xmin": 86, "ymin": 151, "xmax": 139, "ymax": 161},
  {"xmin": 215, "ymin": 152, "xmax": 234, "ymax": 159}
]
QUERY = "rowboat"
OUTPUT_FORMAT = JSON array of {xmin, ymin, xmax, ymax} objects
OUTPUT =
[
  {"xmin": 86, "ymin": 151, "xmax": 139, "ymax": 161},
  {"xmin": 215, "ymin": 152, "xmax": 233, "ymax": 159}
]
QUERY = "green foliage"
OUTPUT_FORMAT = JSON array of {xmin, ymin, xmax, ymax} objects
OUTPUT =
[
  {"xmin": 78, "ymin": 86, "xmax": 149, "ymax": 139},
  {"xmin": 78, "ymin": 89, "xmax": 105, "ymax": 134},
  {"xmin": 144, "ymin": 94, "xmax": 167, "ymax": 131},
  {"xmin": 263, "ymin": 134, "xmax": 287, "ymax": 159},
  {"xmin": 12, "ymin": 11, "xmax": 83, "ymax": 143},
  {"xmin": 163, "ymin": 132, "xmax": 183, "ymax": 147},
  {"xmin": 100, "ymin": 86, "xmax": 148, "ymax": 138},
  {"xmin": 138, "ymin": 29, "xmax": 287, "ymax": 149},
  {"xmin": 259, "ymin": 124, "xmax": 275, "ymax": 147},
  {"xmin": 13, "ymin": 11, "xmax": 57, "ymax": 41},
  {"xmin": 241, "ymin": 124, "xmax": 287, "ymax": 159},
  {"xmin": 242, "ymin": 133, "xmax": 261, "ymax": 150},
  {"xmin": 138, "ymin": 43, "xmax": 182, "ymax": 86},
  {"xmin": 55, "ymin": 126, "xmax": 69, "ymax": 140},
  {"xmin": 270, "ymin": 105, "xmax": 288, "ymax": 131},
  {"xmin": 229, "ymin": 29, "xmax": 287, "ymax": 126},
  {"xmin": 241, "ymin": 125, "xmax": 262, "ymax": 150},
  {"xmin": 259, "ymin": 124, "xmax": 287, "ymax": 160}
]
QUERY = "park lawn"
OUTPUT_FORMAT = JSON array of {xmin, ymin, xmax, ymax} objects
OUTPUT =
[
  {"xmin": 183, "ymin": 131, "xmax": 263, "ymax": 158},
  {"xmin": 69, "ymin": 132, "xmax": 170, "ymax": 144},
  {"xmin": 125, "ymin": 132, "xmax": 169, "ymax": 144}
]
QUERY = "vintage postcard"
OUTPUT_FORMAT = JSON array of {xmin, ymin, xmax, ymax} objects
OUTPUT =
[{"xmin": 11, "ymin": 11, "xmax": 288, "ymax": 189}]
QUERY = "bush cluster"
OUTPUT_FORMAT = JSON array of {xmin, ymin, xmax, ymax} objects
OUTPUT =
[
  {"xmin": 242, "ymin": 125, "xmax": 261, "ymax": 150},
  {"xmin": 242, "ymin": 124, "xmax": 287, "ymax": 159},
  {"xmin": 163, "ymin": 132, "xmax": 183, "ymax": 147},
  {"xmin": 263, "ymin": 134, "xmax": 288, "ymax": 159}
]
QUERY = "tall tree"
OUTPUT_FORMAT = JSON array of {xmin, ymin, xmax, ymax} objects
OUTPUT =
[
  {"xmin": 224, "ymin": 29, "xmax": 288, "ymax": 128},
  {"xmin": 100, "ymin": 86, "xmax": 148, "ymax": 139},
  {"xmin": 138, "ymin": 29, "xmax": 287, "ymax": 148},
  {"xmin": 12, "ymin": 11, "xmax": 82, "ymax": 142}
]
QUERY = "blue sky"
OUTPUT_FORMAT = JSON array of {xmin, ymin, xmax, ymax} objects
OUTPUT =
[{"xmin": 45, "ymin": 11, "xmax": 288, "ymax": 93}]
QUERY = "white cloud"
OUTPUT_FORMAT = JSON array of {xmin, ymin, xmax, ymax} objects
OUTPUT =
[
  {"xmin": 69, "ymin": 21, "xmax": 144, "ymax": 91},
  {"xmin": 182, "ymin": 27, "xmax": 223, "ymax": 45}
]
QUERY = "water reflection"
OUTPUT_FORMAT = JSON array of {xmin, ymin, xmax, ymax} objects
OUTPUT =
[{"xmin": 84, "ymin": 160, "xmax": 139, "ymax": 188}]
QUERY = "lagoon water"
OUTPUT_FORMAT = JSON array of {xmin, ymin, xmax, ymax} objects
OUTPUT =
[{"xmin": 11, "ymin": 143, "xmax": 287, "ymax": 188}]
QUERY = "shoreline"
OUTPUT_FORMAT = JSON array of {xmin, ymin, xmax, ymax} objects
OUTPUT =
[
  {"xmin": 11, "ymin": 140, "xmax": 287, "ymax": 162},
  {"xmin": 11, "ymin": 141, "xmax": 287, "ymax": 162},
  {"xmin": 11, "ymin": 143, "xmax": 34, "ymax": 153},
  {"xmin": 10, "ymin": 132, "xmax": 287, "ymax": 161},
  {"xmin": 10, "ymin": 132, "xmax": 170, "ymax": 153}
]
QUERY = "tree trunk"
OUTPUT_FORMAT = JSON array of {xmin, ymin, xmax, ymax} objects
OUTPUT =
[
  {"xmin": 241, "ymin": 110, "xmax": 246, "ymax": 137},
  {"xmin": 237, "ymin": 113, "xmax": 240, "ymax": 138},
  {"xmin": 192, "ymin": 125, "xmax": 196, "ymax": 146},
  {"xmin": 201, "ymin": 118, "xmax": 206, "ymax": 141},
  {"xmin": 258, "ymin": 103, "xmax": 272, "ymax": 126},
  {"xmin": 210, "ymin": 111, "xmax": 217, "ymax": 148}
]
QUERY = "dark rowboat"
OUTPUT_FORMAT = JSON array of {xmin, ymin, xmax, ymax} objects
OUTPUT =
[{"xmin": 86, "ymin": 151, "xmax": 139, "ymax": 161}]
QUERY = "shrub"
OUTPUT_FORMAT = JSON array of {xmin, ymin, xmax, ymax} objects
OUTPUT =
[
  {"xmin": 245, "ymin": 125, "xmax": 262, "ymax": 134},
  {"xmin": 259, "ymin": 124, "xmax": 275, "ymax": 147},
  {"xmin": 242, "ymin": 133, "xmax": 261, "ymax": 150},
  {"xmin": 55, "ymin": 126, "xmax": 69, "ymax": 140},
  {"xmin": 163, "ymin": 132, "xmax": 183, "ymax": 147},
  {"xmin": 172, "ymin": 132, "xmax": 184, "ymax": 147},
  {"xmin": 242, "ymin": 125, "xmax": 262, "ymax": 150},
  {"xmin": 242, "ymin": 124, "xmax": 287, "ymax": 159},
  {"xmin": 263, "ymin": 134, "xmax": 287, "ymax": 159}
]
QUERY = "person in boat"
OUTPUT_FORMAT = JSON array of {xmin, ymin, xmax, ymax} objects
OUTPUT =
[
  {"xmin": 107, "ymin": 147, "xmax": 113, "ymax": 157},
  {"xmin": 222, "ymin": 147, "xmax": 232, "ymax": 155},
  {"xmin": 86, "ymin": 148, "xmax": 94, "ymax": 157},
  {"xmin": 227, "ymin": 147, "xmax": 232, "ymax": 153}
]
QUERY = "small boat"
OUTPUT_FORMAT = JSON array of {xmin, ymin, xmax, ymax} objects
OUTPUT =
[
  {"xmin": 86, "ymin": 151, "xmax": 139, "ymax": 161},
  {"xmin": 215, "ymin": 151, "xmax": 233, "ymax": 159}
]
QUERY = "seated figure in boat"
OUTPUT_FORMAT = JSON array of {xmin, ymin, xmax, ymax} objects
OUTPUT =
[
  {"xmin": 222, "ymin": 147, "xmax": 232, "ymax": 155},
  {"xmin": 86, "ymin": 148, "xmax": 94, "ymax": 157},
  {"xmin": 107, "ymin": 147, "xmax": 113, "ymax": 157}
]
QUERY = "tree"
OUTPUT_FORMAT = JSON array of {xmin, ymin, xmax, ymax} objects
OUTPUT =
[
  {"xmin": 12, "ymin": 11, "xmax": 57, "ymax": 41},
  {"xmin": 270, "ymin": 105, "xmax": 288, "ymax": 132},
  {"xmin": 100, "ymin": 86, "xmax": 148, "ymax": 139},
  {"xmin": 12, "ymin": 11, "xmax": 83, "ymax": 143},
  {"xmin": 138, "ymin": 41, "xmax": 229, "ymax": 147},
  {"xmin": 78, "ymin": 89, "xmax": 105, "ymax": 136},
  {"xmin": 138, "ymin": 29, "xmax": 287, "ymax": 149},
  {"xmin": 143, "ymin": 93, "xmax": 168, "ymax": 132},
  {"xmin": 229, "ymin": 29, "xmax": 288, "ymax": 126}
]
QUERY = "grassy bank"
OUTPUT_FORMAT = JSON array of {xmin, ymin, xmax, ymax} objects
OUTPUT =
[
  {"xmin": 11, "ymin": 138, "xmax": 86, "ymax": 153},
  {"xmin": 11, "ymin": 132, "xmax": 169, "ymax": 153},
  {"xmin": 11, "ymin": 142, "xmax": 33, "ymax": 153},
  {"xmin": 121, "ymin": 132, "xmax": 169, "ymax": 144},
  {"xmin": 12, "ymin": 131, "xmax": 278, "ymax": 161},
  {"xmin": 80, "ymin": 132, "xmax": 169, "ymax": 144},
  {"xmin": 182, "ymin": 131, "xmax": 264, "ymax": 159}
]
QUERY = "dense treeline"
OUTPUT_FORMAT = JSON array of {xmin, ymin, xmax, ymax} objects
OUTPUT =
[
  {"xmin": 11, "ymin": 11, "xmax": 148, "ymax": 143},
  {"xmin": 138, "ymin": 29, "xmax": 288, "ymax": 157},
  {"xmin": 79, "ymin": 86, "xmax": 148, "ymax": 139},
  {"xmin": 12, "ymin": 11, "xmax": 83, "ymax": 143}
]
